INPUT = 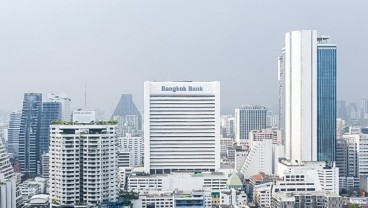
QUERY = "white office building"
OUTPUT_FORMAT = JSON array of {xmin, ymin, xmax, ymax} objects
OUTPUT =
[
  {"xmin": 49, "ymin": 93, "xmax": 71, "ymax": 122},
  {"xmin": 118, "ymin": 133, "xmax": 144, "ymax": 167},
  {"xmin": 144, "ymin": 81, "xmax": 220, "ymax": 174},
  {"xmin": 240, "ymin": 138, "xmax": 273, "ymax": 178},
  {"xmin": 128, "ymin": 172, "xmax": 228, "ymax": 194},
  {"xmin": 359, "ymin": 128, "xmax": 368, "ymax": 191},
  {"xmin": 220, "ymin": 137, "xmax": 234, "ymax": 156},
  {"xmin": 49, "ymin": 124, "xmax": 119, "ymax": 207},
  {"xmin": 72, "ymin": 110, "xmax": 96, "ymax": 124},
  {"xmin": 220, "ymin": 115, "xmax": 235, "ymax": 138},
  {"xmin": 280, "ymin": 30, "xmax": 337, "ymax": 163},
  {"xmin": 277, "ymin": 160, "xmax": 339, "ymax": 195},
  {"xmin": 248, "ymin": 129, "xmax": 281, "ymax": 145},
  {"xmin": 235, "ymin": 105, "xmax": 267, "ymax": 143},
  {"xmin": 118, "ymin": 149, "xmax": 134, "ymax": 168},
  {"xmin": 271, "ymin": 191, "xmax": 343, "ymax": 208},
  {"xmin": 0, "ymin": 175, "xmax": 17, "ymax": 208}
]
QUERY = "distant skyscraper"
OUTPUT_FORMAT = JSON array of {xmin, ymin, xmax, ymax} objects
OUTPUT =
[
  {"xmin": 348, "ymin": 102, "xmax": 359, "ymax": 120},
  {"xmin": 19, "ymin": 93, "xmax": 42, "ymax": 176},
  {"xmin": 279, "ymin": 30, "xmax": 336, "ymax": 163},
  {"xmin": 144, "ymin": 81, "xmax": 220, "ymax": 174},
  {"xmin": 362, "ymin": 99, "xmax": 368, "ymax": 119},
  {"xmin": 235, "ymin": 105, "xmax": 267, "ymax": 142},
  {"xmin": 49, "ymin": 124, "xmax": 119, "ymax": 206},
  {"xmin": 337, "ymin": 100, "xmax": 347, "ymax": 120},
  {"xmin": 39, "ymin": 102, "xmax": 61, "ymax": 157},
  {"xmin": 6, "ymin": 110, "xmax": 22, "ymax": 156},
  {"xmin": 111, "ymin": 94, "xmax": 142, "ymax": 131},
  {"xmin": 220, "ymin": 115, "xmax": 235, "ymax": 138},
  {"xmin": 48, "ymin": 93, "xmax": 71, "ymax": 121}
]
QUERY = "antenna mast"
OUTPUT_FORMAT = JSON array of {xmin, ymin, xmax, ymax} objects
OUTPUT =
[{"xmin": 84, "ymin": 80, "xmax": 87, "ymax": 110}]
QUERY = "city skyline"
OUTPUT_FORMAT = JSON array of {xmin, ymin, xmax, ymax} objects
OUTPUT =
[
  {"xmin": 1, "ymin": 1, "xmax": 367, "ymax": 114},
  {"xmin": 1, "ymin": 1, "xmax": 367, "ymax": 207}
]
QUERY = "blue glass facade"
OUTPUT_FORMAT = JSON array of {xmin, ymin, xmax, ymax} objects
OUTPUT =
[
  {"xmin": 19, "ymin": 93, "xmax": 42, "ymax": 176},
  {"xmin": 39, "ymin": 102, "xmax": 61, "ymax": 156},
  {"xmin": 317, "ymin": 45, "xmax": 337, "ymax": 161}
]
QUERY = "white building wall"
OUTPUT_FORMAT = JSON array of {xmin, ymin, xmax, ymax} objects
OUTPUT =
[
  {"xmin": 128, "ymin": 172, "xmax": 228, "ymax": 193},
  {"xmin": 360, "ymin": 129, "xmax": 368, "ymax": 177},
  {"xmin": 284, "ymin": 30, "xmax": 318, "ymax": 163},
  {"xmin": 277, "ymin": 161, "xmax": 339, "ymax": 195},
  {"xmin": 0, "ymin": 176, "xmax": 17, "ymax": 208},
  {"xmin": 49, "ymin": 124, "xmax": 119, "ymax": 206},
  {"xmin": 49, "ymin": 93, "xmax": 71, "ymax": 122},
  {"xmin": 240, "ymin": 139, "xmax": 273, "ymax": 178},
  {"xmin": 118, "ymin": 134, "xmax": 144, "ymax": 167},
  {"xmin": 144, "ymin": 81, "xmax": 220, "ymax": 174}
]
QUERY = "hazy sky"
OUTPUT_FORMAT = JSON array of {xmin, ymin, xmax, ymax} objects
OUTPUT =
[{"xmin": 0, "ymin": 1, "xmax": 367, "ymax": 115}]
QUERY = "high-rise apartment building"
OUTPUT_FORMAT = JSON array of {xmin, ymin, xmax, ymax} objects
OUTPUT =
[
  {"xmin": 49, "ymin": 124, "xmax": 119, "ymax": 207},
  {"xmin": 19, "ymin": 93, "xmax": 42, "ymax": 176},
  {"xmin": 235, "ymin": 105, "xmax": 267, "ymax": 142},
  {"xmin": 48, "ymin": 93, "xmax": 71, "ymax": 121},
  {"xmin": 6, "ymin": 110, "xmax": 22, "ymax": 156},
  {"xmin": 0, "ymin": 138, "xmax": 23, "ymax": 208},
  {"xmin": 144, "ymin": 81, "xmax": 220, "ymax": 174},
  {"xmin": 279, "ymin": 30, "xmax": 336, "ymax": 163},
  {"xmin": 39, "ymin": 102, "xmax": 61, "ymax": 157}
]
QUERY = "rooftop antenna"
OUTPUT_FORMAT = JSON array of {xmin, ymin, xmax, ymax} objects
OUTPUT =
[{"xmin": 84, "ymin": 80, "xmax": 87, "ymax": 110}]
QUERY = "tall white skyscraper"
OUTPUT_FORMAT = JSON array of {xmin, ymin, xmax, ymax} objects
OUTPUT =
[
  {"xmin": 144, "ymin": 81, "xmax": 220, "ymax": 174},
  {"xmin": 49, "ymin": 124, "xmax": 119, "ymax": 207},
  {"xmin": 234, "ymin": 105, "xmax": 267, "ymax": 143},
  {"xmin": 279, "ymin": 30, "xmax": 336, "ymax": 163}
]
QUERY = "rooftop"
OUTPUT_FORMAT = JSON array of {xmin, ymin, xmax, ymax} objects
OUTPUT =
[{"xmin": 51, "ymin": 120, "xmax": 118, "ymax": 125}]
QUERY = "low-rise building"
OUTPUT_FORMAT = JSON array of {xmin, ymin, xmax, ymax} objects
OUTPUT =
[
  {"xmin": 220, "ymin": 138, "xmax": 234, "ymax": 156},
  {"xmin": 277, "ymin": 160, "xmax": 339, "ymax": 195},
  {"xmin": 19, "ymin": 177, "xmax": 47, "ymax": 201},
  {"xmin": 133, "ymin": 191, "xmax": 174, "ymax": 208},
  {"xmin": 271, "ymin": 191, "xmax": 343, "ymax": 208},
  {"xmin": 26, "ymin": 194, "xmax": 49, "ymax": 208},
  {"xmin": 128, "ymin": 172, "xmax": 228, "ymax": 194}
]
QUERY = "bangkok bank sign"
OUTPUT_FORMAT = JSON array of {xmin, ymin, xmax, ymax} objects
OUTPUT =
[{"xmin": 161, "ymin": 86, "xmax": 204, "ymax": 92}]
